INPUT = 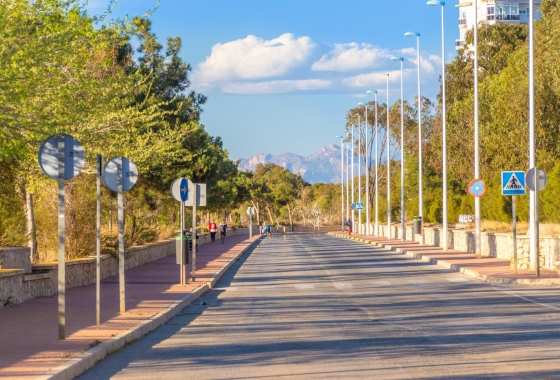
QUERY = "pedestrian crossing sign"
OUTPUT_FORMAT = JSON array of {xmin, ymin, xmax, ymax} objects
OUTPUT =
[
  {"xmin": 501, "ymin": 171, "xmax": 526, "ymax": 196},
  {"xmin": 355, "ymin": 202, "xmax": 364, "ymax": 210}
]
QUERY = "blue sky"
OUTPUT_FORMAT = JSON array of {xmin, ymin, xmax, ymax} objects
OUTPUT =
[{"xmin": 86, "ymin": 0, "xmax": 461, "ymax": 159}]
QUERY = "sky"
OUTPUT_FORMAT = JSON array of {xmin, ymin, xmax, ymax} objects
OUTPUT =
[{"xmin": 86, "ymin": 0, "xmax": 461, "ymax": 160}]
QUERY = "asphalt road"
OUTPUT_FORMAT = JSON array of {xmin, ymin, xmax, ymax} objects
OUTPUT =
[{"xmin": 80, "ymin": 234, "xmax": 560, "ymax": 379}]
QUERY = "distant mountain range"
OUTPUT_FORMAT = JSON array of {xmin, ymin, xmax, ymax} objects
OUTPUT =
[{"xmin": 235, "ymin": 144, "xmax": 362, "ymax": 184}]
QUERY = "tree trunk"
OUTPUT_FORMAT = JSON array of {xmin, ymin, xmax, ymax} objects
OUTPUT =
[
  {"xmin": 287, "ymin": 203, "xmax": 294, "ymax": 231},
  {"xmin": 25, "ymin": 192, "xmax": 38, "ymax": 263},
  {"xmin": 251, "ymin": 200, "xmax": 260, "ymax": 226},
  {"xmin": 265, "ymin": 203, "xmax": 274, "ymax": 225}
]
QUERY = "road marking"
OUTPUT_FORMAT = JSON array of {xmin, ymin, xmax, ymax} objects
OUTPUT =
[
  {"xmin": 294, "ymin": 284, "xmax": 315, "ymax": 290},
  {"xmin": 501, "ymin": 290, "xmax": 560, "ymax": 312},
  {"xmin": 408, "ymin": 279, "xmax": 428, "ymax": 284},
  {"xmin": 213, "ymin": 287, "xmax": 238, "ymax": 291},
  {"xmin": 333, "ymin": 282, "xmax": 353, "ymax": 290},
  {"xmin": 371, "ymin": 281, "xmax": 392, "ymax": 286},
  {"xmin": 446, "ymin": 278, "xmax": 469, "ymax": 282}
]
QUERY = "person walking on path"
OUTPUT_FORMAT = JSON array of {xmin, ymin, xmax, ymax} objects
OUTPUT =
[
  {"xmin": 259, "ymin": 220, "xmax": 263, "ymax": 234},
  {"xmin": 265, "ymin": 222, "xmax": 271, "ymax": 238},
  {"xmin": 218, "ymin": 219, "xmax": 228, "ymax": 244},
  {"xmin": 209, "ymin": 220, "xmax": 217, "ymax": 243},
  {"xmin": 345, "ymin": 219, "xmax": 352, "ymax": 236}
]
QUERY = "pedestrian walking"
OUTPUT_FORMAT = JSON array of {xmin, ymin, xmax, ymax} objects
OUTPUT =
[
  {"xmin": 259, "ymin": 220, "xmax": 263, "ymax": 234},
  {"xmin": 208, "ymin": 220, "xmax": 217, "ymax": 243},
  {"xmin": 265, "ymin": 222, "xmax": 271, "ymax": 238},
  {"xmin": 218, "ymin": 219, "xmax": 228, "ymax": 244},
  {"xmin": 345, "ymin": 219, "xmax": 352, "ymax": 236}
]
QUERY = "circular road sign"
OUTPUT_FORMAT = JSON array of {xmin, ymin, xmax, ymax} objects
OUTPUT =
[
  {"xmin": 526, "ymin": 168, "xmax": 547, "ymax": 192},
  {"xmin": 38, "ymin": 134, "xmax": 85, "ymax": 180},
  {"xmin": 468, "ymin": 178, "xmax": 486, "ymax": 197},
  {"xmin": 103, "ymin": 157, "xmax": 138, "ymax": 192},
  {"xmin": 170, "ymin": 177, "xmax": 189, "ymax": 202}
]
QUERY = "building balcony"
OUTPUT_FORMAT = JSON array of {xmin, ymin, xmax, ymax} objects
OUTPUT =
[
  {"xmin": 488, "ymin": 14, "xmax": 520, "ymax": 21},
  {"xmin": 455, "ymin": 39, "xmax": 465, "ymax": 48},
  {"xmin": 459, "ymin": 18, "xmax": 467, "ymax": 25}
]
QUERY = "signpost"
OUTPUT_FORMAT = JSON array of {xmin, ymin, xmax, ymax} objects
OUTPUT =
[
  {"xmin": 103, "ymin": 157, "xmax": 138, "ymax": 313},
  {"xmin": 247, "ymin": 207, "xmax": 255, "ymax": 238},
  {"xmin": 171, "ymin": 178, "xmax": 189, "ymax": 285},
  {"xmin": 96, "ymin": 155, "xmax": 102, "ymax": 329},
  {"xmin": 468, "ymin": 178, "xmax": 486, "ymax": 259},
  {"xmin": 527, "ymin": 168, "xmax": 547, "ymax": 277},
  {"xmin": 185, "ymin": 183, "xmax": 206, "ymax": 281},
  {"xmin": 38, "ymin": 134, "xmax": 85, "ymax": 339},
  {"xmin": 355, "ymin": 202, "xmax": 364, "ymax": 210},
  {"xmin": 502, "ymin": 171, "xmax": 526, "ymax": 274}
]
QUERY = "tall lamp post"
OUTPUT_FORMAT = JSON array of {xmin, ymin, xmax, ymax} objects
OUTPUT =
[
  {"xmin": 358, "ymin": 102, "xmax": 369, "ymax": 235},
  {"xmin": 472, "ymin": 0, "xmax": 482, "ymax": 259},
  {"xmin": 528, "ymin": 0, "xmax": 538, "ymax": 272},
  {"xmin": 337, "ymin": 135, "xmax": 345, "ymax": 232},
  {"xmin": 351, "ymin": 123, "xmax": 355, "ymax": 231},
  {"xmin": 405, "ymin": 31, "xmax": 423, "ymax": 233},
  {"xmin": 427, "ymin": 0, "xmax": 448, "ymax": 250},
  {"xmin": 386, "ymin": 73, "xmax": 391, "ymax": 239},
  {"xmin": 368, "ymin": 90, "xmax": 379, "ymax": 236},
  {"xmin": 366, "ymin": 90, "xmax": 377, "ymax": 235},
  {"xmin": 357, "ymin": 115, "xmax": 362, "ymax": 234},
  {"xmin": 391, "ymin": 56, "xmax": 406, "ymax": 241},
  {"xmin": 346, "ymin": 132, "xmax": 350, "ymax": 223}
]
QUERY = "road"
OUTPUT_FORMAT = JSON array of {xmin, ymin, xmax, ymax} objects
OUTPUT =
[{"xmin": 81, "ymin": 234, "xmax": 560, "ymax": 379}]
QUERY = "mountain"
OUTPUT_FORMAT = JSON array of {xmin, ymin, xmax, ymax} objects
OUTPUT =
[{"xmin": 236, "ymin": 144, "xmax": 362, "ymax": 184}]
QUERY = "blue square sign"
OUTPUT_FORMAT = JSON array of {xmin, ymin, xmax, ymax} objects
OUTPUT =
[{"xmin": 501, "ymin": 171, "xmax": 526, "ymax": 195}]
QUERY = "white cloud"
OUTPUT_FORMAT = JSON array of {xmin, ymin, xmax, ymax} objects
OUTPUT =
[
  {"xmin": 341, "ymin": 69, "xmax": 410, "ymax": 88},
  {"xmin": 192, "ymin": 33, "xmax": 316, "ymax": 86},
  {"xmin": 222, "ymin": 79, "xmax": 331, "ymax": 95},
  {"xmin": 311, "ymin": 43, "xmax": 392, "ymax": 72}
]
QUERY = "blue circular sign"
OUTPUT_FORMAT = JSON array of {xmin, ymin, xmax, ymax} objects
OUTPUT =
[
  {"xmin": 468, "ymin": 179, "xmax": 486, "ymax": 197},
  {"xmin": 179, "ymin": 178, "xmax": 188, "ymax": 201}
]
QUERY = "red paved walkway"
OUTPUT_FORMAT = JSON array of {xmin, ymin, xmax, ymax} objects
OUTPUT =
[
  {"xmin": 0, "ymin": 233, "xmax": 258, "ymax": 379},
  {"xmin": 331, "ymin": 232, "xmax": 560, "ymax": 282}
]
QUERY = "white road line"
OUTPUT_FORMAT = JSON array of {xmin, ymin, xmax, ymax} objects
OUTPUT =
[
  {"xmin": 334, "ymin": 282, "xmax": 353, "ymax": 290},
  {"xmin": 294, "ymin": 284, "xmax": 315, "ymax": 290},
  {"xmin": 213, "ymin": 287, "xmax": 238, "ymax": 291},
  {"xmin": 446, "ymin": 278, "xmax": 469, "ymax": 282},
  {"xmin": 408, "ymin": 280, "xmax": 429, "ymax": 284},
  {"xmin": 371, "ymin": 281, "xmax": 392, "ymax": 287},
  {"xmin": 256, "ymin": 285, "xmax": 277, "ymax": 290},
  {"xmin": 501, "ymin": 290, "xmax": 560, "ymax": 312}
]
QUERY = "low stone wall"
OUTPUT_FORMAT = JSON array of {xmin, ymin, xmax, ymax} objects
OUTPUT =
[
  {"xmin": 0, "ymin": 247, "xmax": 32, "ymax": 274},
  {"xmin": 372, "ymin": 224, "xmax": 560, "ymax": 270},
  {"xmin": 0, "ymin": 228, "xmax": 249, "ymax": 308}
]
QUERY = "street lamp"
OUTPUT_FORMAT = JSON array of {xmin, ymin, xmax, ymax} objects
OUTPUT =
[
  {"xmin": 336, "ymin": 135, "xmax": 345, "ymax": 232},
  {"xmin": 427, "ymin": 0, "xmax": 448, "ymax": 251},
  {"xmin": 351, "ymin": 122, "xmax": 355, "ymax": 231},
  {"xmin": 472, "ymin": 0, "xmax": 481, "ymax": 259},
  {"xmin": 367, "ymin": 90, "xmax": 379, "ymax": 236},
  {"xmin": 346, "ymin": 131, "xmax": 350, "ymax": 223},
  {"xmin": 528, "ymin": 0, "xmax": 538, "ymax": 273},
  {"xmin": 391, "ymin": 56, "xmax": 406, "ymax": 242},
  {"xmin": 358, "ymin": 102, "xmax": 368, "ymax": 235},
  {"xmin": 405, "ymin": 31, "xmax": 423, "ymax": 234},
  {"xmin": 386, "ymin": 73, "xmax": 391, "ymax": 239},
  {"xmin": 357, "ymin": 114, "xmax": 362, "ymax": 234}
]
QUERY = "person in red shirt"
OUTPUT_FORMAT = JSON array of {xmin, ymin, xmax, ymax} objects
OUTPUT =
[{"xmin": 209, "ymin": 220, "xmax": 217, "ymax": 243}]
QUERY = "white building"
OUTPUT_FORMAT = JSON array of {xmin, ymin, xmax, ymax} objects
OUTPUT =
[{"xmin": 456, "ymin": 1, "xmax": 542, "ymax": 49}]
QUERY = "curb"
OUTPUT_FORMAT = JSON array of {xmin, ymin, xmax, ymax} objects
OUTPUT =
[
  {"xmin": 327, "ymin": 232, "xmax": 560, "ymax": 286},
  {"xmin": 38, "ymin": 235, "xmax": 263, "ymax": 380}
]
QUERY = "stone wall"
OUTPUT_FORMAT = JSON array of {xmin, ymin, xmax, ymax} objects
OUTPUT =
[
  {"xmin": 0, "ymin": 247, "xmax": 32, "ymax": 274},
  {"xmin": 372, "ymin": 224, "xmax": 560, "ymax": 270},
  {"xmin": 0, "ymin": 229, "xmax": 249, "ymax": 308}
]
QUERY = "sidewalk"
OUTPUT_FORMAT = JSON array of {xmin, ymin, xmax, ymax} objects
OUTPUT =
[
  {"xmin": 329, "ymin": 232, "xmax": 560, "ymax": 285},
  {"xmin": 0, "ymin": 233, "xmax": 261, "ymax": 380}
]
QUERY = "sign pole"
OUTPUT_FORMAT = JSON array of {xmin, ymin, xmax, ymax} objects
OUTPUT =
[
  {"xmin": 180, "ymin": 200, "xmax": 185, "ymax": 285},
  {"xmin": 192, "ymin": 184, "xmax": 197, "ymax": 282},
  {"xmin": 117, "ymin": 157, "xmax": 126, "ymax": 313},
  {"xmin": 96, "ymin": 155, "xmax": 102, "ymax": 329},
  {"xmin": 250, "ymin": 212, "xmax": 253, "ymax": 239},
  {"xmin": 512, "ymin": 195, "xmax": 517, "ymax": 274},
  {"xmin": 535, "ymin": 172, "xmax": 540, "ymax": 278},
  {"xmin": 57, "ymin": 136, "xmax": 66, "ymax": 340}
]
